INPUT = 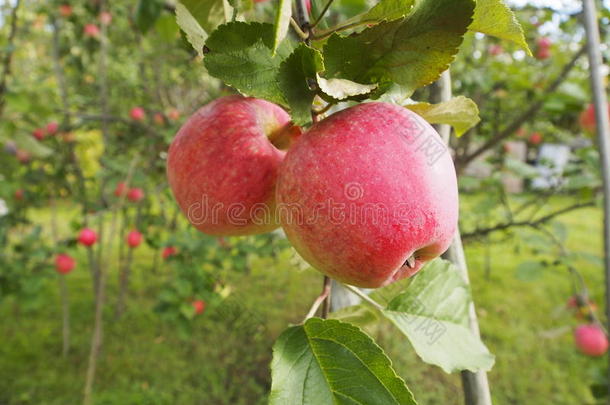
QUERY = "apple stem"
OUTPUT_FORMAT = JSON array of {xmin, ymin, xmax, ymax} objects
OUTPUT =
[{"xmin": 303, "ymin": 276, "xmax": 332, "ymax": 321}]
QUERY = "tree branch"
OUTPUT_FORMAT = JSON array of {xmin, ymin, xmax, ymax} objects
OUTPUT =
[{"xmin": 0, "ymin": 0, "xmax": 22, "ymax": 118}]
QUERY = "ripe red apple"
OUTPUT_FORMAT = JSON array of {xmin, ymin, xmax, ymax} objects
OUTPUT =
[
  {"xmin": 84, "ymin": 24, "xmax": 100, "ymax": 38},
  {"xmin": 130, "ymin": 107, "xmax": 146, "ymax": 121},
  {"xmin": 46, "ymin": 121, "xmax": 59, "ymax": 135},
  {"xmin": 127, "ymin": 187, "xmax": 145, "ymax": 202},
  {"xmin": 59, "ymin": 4, "xmax": 72, "ymax": 17},
  {"xmin": 580, "ymin": 103, "xmax": 610, "ymax": 134},
  {"xmin": 489, "ymin": 44, "xmax": 503, "ymax": 56},
  {"xmin": 276, "ymin": 103, "xmax": 458, "ymax": 288},
  {"xmin": 14, "ymin": 189, "xmax": 24, "ymax": 201},
  {"xmin": 55, "ymin": 253, "xmax": 76, "ymax": 274},
  {"xmin": 126, "ymin": 230, "xmax": 143, "ymax": 248},
  {"xmin": 114, "ymin": 182, "xmax": 127, "ymax": 197},
  {"xmin": 16, "ymin": 149, "xmax": 30, "ymax": 163},
  {"xmin": 153, "ymin": 113, "xmax": 165, "ymax": 126},
  {"xmin": 574, "ymin": 324, "xmax": 608, "ymax": 357},
  {"xmin": 167, "ymin": 95, "xmax": 300, "ymax": 236},
  {"xmin": 192, "ymin": 299, "xmax": 206, "ymax": 314},
  {"xmin": 529, "ymin": 132, "xmax": 543, "ymax": 145},
  {"xmin": 99, "ymin": 11, "xmax": 112, "ymax": 25},
  {"xmin": 537, "ymin": 37, "xmax": 552, "ymax": 48},
  {"xmin": 162, "ymin": 246, "xmax": 177, "ymax": 259},
  {"xmin": 167, "ymin": 109, "xmax": 180, "ymax": 121},
  {"xmin": 78, "ymin": 228, "xmax": 98, "ymax": 247},
  {"xmin": 536, "ymin": 47, "xmax": 551, "ymax": 60},
  {"xmin": 32, "ymin": 128, "xmax": 45, "ymax": 141}
]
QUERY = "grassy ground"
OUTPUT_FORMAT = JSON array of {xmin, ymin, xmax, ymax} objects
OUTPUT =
[{"xmin": 0, "ymin": 194, "xmax": 606, "ymax": 405}]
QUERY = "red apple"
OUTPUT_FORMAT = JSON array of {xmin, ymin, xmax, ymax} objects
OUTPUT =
[
  {"xmin": 276, "ymin": 103, "xmax": 458, "ymax": 288},
  {"xmin": 16, "ymin": 149, "xmax": 30, "ymax": 163},
  {"xmin": 580, "ymin": 103, "xmax": 610, "ymax": 134},
  {"xmin": 192, "ymin": 299, "xmax": 206, "ymax": 314},
  {"xmin": 59, "ymin": 4, "xmax": 72, "ymax": 17},
  {"xmin": 114, "ymin": 182, "xmax": 127, "ymax": 197},
  {"xmin": 84, "ymin": 24, "xmax": 100, "ymax": 38},
  {"xmin": 162, "ymin": 246, "xmax": 177, "ymax": 259},
  {"xmin": 537, "ymin": 37, "xmax": 552, "ymax": 48},
  {"xmin": 489, "ymin": 44, "xmax": 503, "ymax": 56},
  {"xmin": 529, "ymin": 132, "xmax": 543, "ymax": 145},
  {"xmin": 32, "ymin": 128, "xmax": 45, "ymax": 140},
  {"xmin": 14, "ymin": 189, "xmax": 24, "ymax": 201},
  {"xmin": 46, "ymin": 121, "xmax": 59, "ymax": 135},
  {"xmin": 536, "ymin": 47, "xmax": 551, "ymax": 60},
  {"xmin": 168, "ymin": 109, "xmax": 180, "ymax": 121},
  {"xmin": 574, "ymin": 324, "xmax": 608, "ymax": 357},
  {"xmin": 516, "ymin": 127, "xmax": 527, "ymax": 138},
  {"xmin": 167, "ymin": 95, "xmax": 300, "ymax": 236},
  {"xmin": 126, "ymin": 230, "xmax": 143, "ymax": 248},
  {"xmin": 127, "ymin": 187, "xmax": 145, "ymax": 202},
  {"xmin": 153, "ymin": 113, "xmax": 165, "ymax": 126},
  {"xmin": 78, "ymin": 228, "xmax": 98, "ymax": 247},
  {"xmin": 130, "ymin": 107, "xmax": 146, "ymax": 121},
  {"xmin": 99, "ymin": 11, "xmax": 112, "ymax": 25},
  {"xmin": 55, "ymin": 253, "xmax": 76, "ymax": 274}
]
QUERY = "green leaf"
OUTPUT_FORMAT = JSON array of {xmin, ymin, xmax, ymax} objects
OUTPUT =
[
  {"xmin": 323, "ymin": 0, "xmax": 475, "ymax": 97},
  {"xmin": 204, "ymin": 22, "xmax": 291, "ymax": 105},
  {"xmin": 155, "ymin": 14, "xmax": 180, "ymax": 42},
  {"xmin": 175, "ymin": 3, "xmax": 208, "ymax": 57},
  {"xmin": 269, "ymin": 318, "xmax": 417, "ymax": 405},
  {"xmin": 469, "ymin": 0, "xmax": 531, "ymax": 55},
  {"xmin": 277, "ymin": 44, "xmax": 324, "ymax": 125},
  {"xmin": 515, "ymin": 261, "xmax": 545, "ymax": 282},
  {"xmin": 328, "ymin": 303, "xmax": 380, "ymax": 327},
  {"xmin": 135, "ymin": 0, "xmax": 164, "ymax": 33},
  {"xmin": 405, "ymin": 96, "xmax": 480, "ymax": 136},
  {"xmin": 7, "ymin": 133, "xmax": 53, "ymax": 158},
  {"xmin": 317, "ymin": 74, "xmax": 378, "ymax": 100},
  {"xmin": 273, "ymin": 0, "xmax": 292, "ymax": 55},
  {"xmin": 179, "ymin": 0, "xmax": 225, "ymax": 33},
  {"xmin": 360, "ymin": 0, "xmax": 415, "ymax": 22},
  {"xmin": 383, "ymin": 259, "xmax": 495, "ymax": 373}
]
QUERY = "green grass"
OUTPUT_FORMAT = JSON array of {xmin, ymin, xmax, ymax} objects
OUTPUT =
[{"xmin": 0, "ymin": 194, "xmax": 606, "ymax": 404}]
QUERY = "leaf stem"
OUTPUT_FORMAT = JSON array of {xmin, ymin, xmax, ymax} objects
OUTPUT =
[
  {"xmin": 343, "ymin": 284, "xmax": 384, "ymax": 311},
  {"xmin": 310, "ymin": 0, "xmax": 335, "ymax": 29},
  {"xmin": 290, "ymin": 17, "xmax": 310, "ymax": 40}
]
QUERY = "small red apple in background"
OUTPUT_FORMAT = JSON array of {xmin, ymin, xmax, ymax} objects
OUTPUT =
[
  {"xmin": 528, "ymin": 132, "xmax": 543, "ymax": 145},
  {"xmin": 114, "ymin": 182, "xmax": 127, "ymax": 197},
  {"xmin": 78, "ymin": 228, "xmax": 98, "ymax": 247},
  {"xmin": 99, "ymin": 11, "xmax": 112, "ymax": 25},
  {"xmin": 14, "ymin": 189, "xmax": 24, "ymax": 201},
  {"xmin": 32, "ymin": 128, "xmax": 45, "ymax": 141},
  {"xmin": 127, "ymin": 187, "xmax": 145, "ymax": 202},
  {"xmin": 162, "ymin": 246, "xmax": 177, "ymax": 259},
  {"xmin": 580, "ymin": 103, "xmax": 610, "ymax": 134},
  {"xmin": 277, "ymin": 103, "xmax": 458, "ymax": 288},
  {"xmin": 574, "ymin": 324, "xmax": 608, "ymax": 357},
  {"xmin": 516, "ymin": 127, "xmax": 527, "ymax": 138},
  {"xmin": 84, "ymin": 24, "xmax": 101, "ymax": 38},
  {"xmin": 153, "ymin": 113, "xmax": 165, "ymax": 126},
  {"xmin": 167, "ymin": 109, "xmax": 180, "ymax": 121},
  {"xmin": 16, "ymin": 149, "xmax": 30, "ymax": 163},
  {"xmin": 488, "ymin": 44, "xmax": 503, "ymax": 56},
  {"xmin": 192, "ymin": 299, "xmax": 206, "ymax": 315},
  {"xmin": 167, "ymin": 96, "xmax": 300, "ymax": 236},
  {"xmin": 126, "ymin": 230, "xmax": 143, "ymax": 248},
  {"xmin": 537, "ymin": 37, "xmax": 552, "ymax": 48},
  {"xmin": 59, "ymin": 4, "xmax": 72, "ymax": 17},
  {"xmin": 536, "ymin": 47, "xmax": 551, "ymax": 60},
  {"xmin": 55, "ymin": 253, "xmax": 76, "ymax": 275},
  {"xmin": 130, "ymin": 107, "xmax": 146, "ymax": 121},
  {"xmin": 46, "ymin": 121, "xmax": 59, "ymax": 135}
]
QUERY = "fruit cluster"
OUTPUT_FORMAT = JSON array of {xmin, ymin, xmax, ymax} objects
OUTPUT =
[{"xmin": 167, "ymin": 96, "xmax": 459, "ymax": 288}]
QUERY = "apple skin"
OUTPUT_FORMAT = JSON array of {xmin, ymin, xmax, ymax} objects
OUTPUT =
[
  {"xmin": 580, "ymin": 103, "xmax": 610, "ymax": 134},
  {"xmin": 84, "ymin": 24, "xmax": 100, "ymax": 38},
  {"xmin": 126, "ymin": 230, "xmax": 143, "ymax": 248},
  {"xmin": 528, "ymin": 132, "xmax": 543, "ymax": 145},
  {"xmin": 16, "ymin": 149, "xmax": 30, "ymax": 163},
  {"xmin": 32, "ymin": 128, "xmax": 45, "ymax": 141},
  {"xmin": 99, "ymin": 11, "xmax": 112, "ymax": 25},
  {"xmin": 130, "ymin": 107, "xmax": 146, "ymax": 121},
  {"xmin": 59, "ymin": 4, "xmax": 72, "ymax": 17},
  {"xmin": 488, "ymin": 44, "xmax": 503, "ymax": 56},
  {"xmin": 127, "ymin": 187, "xmax": 145, "ymax": 202},
  {"xmin": 537, "ymin": 37, "xmax": 552, "ymax": 48},
  {"xmin": 78, "ymin": 228, "xmax": 98, "ymax": 247},
  {"xmin": 167, "ymin": 95, "xmax": 299, "ymax": 236},
  {"xmin": 276, "ymin": 103, "xmax": 458, "ymax": 288},
  {"xmin": 168, "ymin": 109, "xmax": 180, "ymax": 121},
  {"xmin": 14, "ymin": 189, "xmax": 24, "ymax": 201},
  {"xmin": 114, "ymin": 182, "xmax": 127, "ymax": 197},
  {"xmin": 55, "ymin": 253, "xmax": 76, "ymax": 275},
  {"xmin": 192, "ymin": 299, "xmax": 206, "ymax": 314},
  {"xmin": 162, "ymin": 246, "xmax": 177, "ymax": 259},
  {"xmin": 46, "ymin": 121, "xmax": 59, "ymax": 135},
  {"xmin": 574, "ymin": 324, "xmax": 608, "ymax": 357}
]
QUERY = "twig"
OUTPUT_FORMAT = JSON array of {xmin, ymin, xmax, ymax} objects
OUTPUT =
[
  {"xmin": 303, "ymin": 276, "xmax": 332, "ymax": 321},
  {"xmin": 290, "ymin": 18, "xmax": 309, "ymax": 40},
  {"xmin": 310, "ymin": 0, "xmax": 335, "ymax": 29},
  {"xmin": 343, "ymin": 284, "xmax": 384, "ymax": 311}
]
